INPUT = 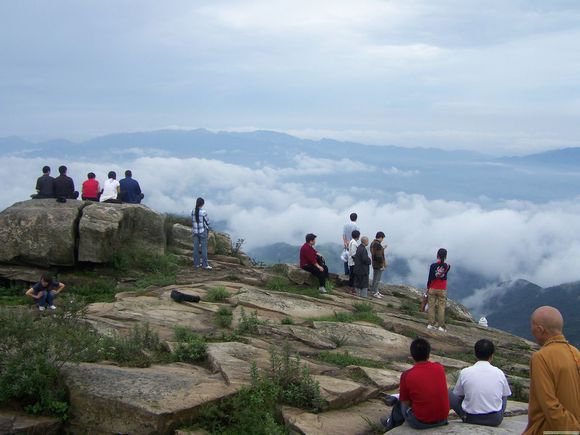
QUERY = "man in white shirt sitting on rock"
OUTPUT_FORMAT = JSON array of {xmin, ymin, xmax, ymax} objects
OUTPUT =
[{"xmin": 449, "ymin": 339, "xmax": 512, "ymax": 427}]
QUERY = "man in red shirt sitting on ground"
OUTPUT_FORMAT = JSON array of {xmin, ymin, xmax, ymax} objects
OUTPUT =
[
  {"xmin": 299, "ymin": 233, "xmax": 329, "ymax": 294},
  {"xmin": 380, "ymin": 337, "xmax": 449, "ymax": 431}
]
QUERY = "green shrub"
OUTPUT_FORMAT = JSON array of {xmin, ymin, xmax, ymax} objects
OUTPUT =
[
  {"xmin": 0, "ymin": 299, "xmax": 101, "ymax": 419},
  {"xmin": 215, "ymin": 307, "xmax": 233, "ymax": 328},
  {"xmin": 237, "ymin": 307, "xmax": 263, "ymax": 335},
  {"xmin": 205, "ymin": 286, "xmax": 230, "ymax": 302},
  {"xmin": 266, "ymin": 276, "xmax": 291, "ymax": 291},
  {"xmin": 328, "ymin": 333, "xmax": 349, "ymax": 348},
  {"xmin": 310, "ymin": 309, "xmax": 383, "ymax": 326},
  {"xmin": 353, "ymin": 302, "xmax": 374, "ymax": 313},
  {"xmin": 399, "ymin": 300, "xmax": 417, "ymax": 316},
  {"xmin": 172, "ymin": 326, "xmax": 207, "ymax": 363},
  {"xmin": 281, "ymin": 316, "xmax": 294, "ymax": 325},
  {"xmin": 316, "ymin": 351, "xmax": 390, "ymax": 369},
  {"xmin": 98, "ymin": 322, "xmax": 164, "ymax": 368},
  {"xmin": 111, "ymin": 244, "xmax": 179, "ymax": 276}
]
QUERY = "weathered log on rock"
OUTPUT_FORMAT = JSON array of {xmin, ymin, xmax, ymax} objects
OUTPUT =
[
  {"xmin": 78, "ymin": 203, "xmax": 166, "ymax": 263},
  {"xmin": 0, "ymin": 199, "xmax": 85, "ymax": 266}
]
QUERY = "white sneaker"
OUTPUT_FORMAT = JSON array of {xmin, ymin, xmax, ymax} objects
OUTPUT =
[
  {"xmin": 203, "ymin": 265, "xmax": 213, "ymax": 270},
  {"xmin": 38, "ymin": 306, "xmax": 46, "ymax": 311},
  {"xmin": 372, "ymin": 292, "xmax": 384, "ymax": 299},
  {"xmin": 427, "ymin": 324, "xmax": 435, "ymax": 330},
  {"xmin": 438, "ymin": 326, "xmax": 447, "ymax": 332},
  {"xmin": 319, "ymin": 286, "xmax": 327, "ymax": 293},
  {"xmin": 49, "ymin": 305, "xmax": 57, "ymax": 310}
]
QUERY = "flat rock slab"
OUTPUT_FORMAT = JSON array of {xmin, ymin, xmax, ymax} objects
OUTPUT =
[
  {"xmin": 312, "ymin": 321, "xmax": 411, "ymax": 360},
  {"xmin": 62, "ymin": 362, "xmax": 241, "ymax": 435},
  {"xmin": 389, "ymin": 414, "xmax": 528, "ymax": 434},
  {"xmin": 283, "ymin": 399, "xmax": 387, "ymax": 435},
  {"xmin": 314, "ymin": 375, "xmax": 374, "ymax": 409},
  {"xmin": 259, "ymin": 324, "xmax": 337, "ymax": 350},
  {"xmin": 232, "ymin": 287, "xmax": 348, "ymax": 319},
  {"xmin": 504, "ymin": 400, "xmax": 528, "ymax": 417},
  {"xmin": 348, "ymin": 366, "xmax": 402, "ymax": 391},
  {"xmin": 86, "ymin": 293, "xmax": 215, "ymax": 339},
  {"xmin": 0, "ymin": 410, "xmax": 61, "ymax": 434},
  {"xmin": 206, "ymin": 341, "xmax": 272, "ymax": 384},
  {"xmin": 430, "ymin": 354, "xmax": 471, "ymax": 370}
]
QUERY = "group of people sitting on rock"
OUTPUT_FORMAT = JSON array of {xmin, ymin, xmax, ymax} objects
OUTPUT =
[
  {"xmin": 300, "ymin": 212, "xmax": 452, "ymax": 332},
  {"xmin": 31, "ymin": 165, "xmax": 144, "ymax": 204},
  {"xmin": 379, "ymin": 306, "xmax": 579, "ymax": 434}
]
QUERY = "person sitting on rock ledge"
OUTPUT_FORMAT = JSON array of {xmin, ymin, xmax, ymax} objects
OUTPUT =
[
  {"xmin": 119, "ymin": 169, "xmax": 144, "ymax": 204},
  {"xmin": 53, "ymin": 165, "xmax": 79, "ymax": 200},
  {"xmin": 81, "ymin": 172, "xmax": 100, "ymax": 201},
  {"xmin": 31, "ymin": 165, "xmax": 55, "ymax": 199},
  {"xmin": 100, "ymin": 171, "xmax": 122, "ymax": 203},
  {"xmin": 449, "ymin": 339, "xmax": 511, "ymax": 427},
  {"xmin": 380, "ymin": 338, "xmax": 449, "ymax": 432},
  {"xmin": 25, "ymin": 274, "xmax": 66, "ymax": 311},
  {"xmin": 299, "ymin": 233, "xmax": 329, "ymax": 294}
]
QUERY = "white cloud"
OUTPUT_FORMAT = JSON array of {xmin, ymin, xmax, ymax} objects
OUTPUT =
[{"xmin": 4, "ymin": 151, "xmax": 580, "ymax": 293}]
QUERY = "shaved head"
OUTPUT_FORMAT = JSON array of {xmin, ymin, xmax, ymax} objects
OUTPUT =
[{"xmin": 531, "ymin": 306, "xmax": 564, "ymax": 344}]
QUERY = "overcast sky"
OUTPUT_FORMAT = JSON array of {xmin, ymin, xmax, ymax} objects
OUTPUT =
[{"xmin": 1, "ymin": 0, "xmax": 580, "ymax": 154}]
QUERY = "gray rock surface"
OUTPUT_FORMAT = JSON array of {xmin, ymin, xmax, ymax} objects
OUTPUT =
[
  {"xmin": 389, "ymin": 414, "xmax": 528, "ymax": 434},
  {"xmin": 0, "ymin": 199, "xmax": 85, "ymax": 266},
  {"xmin": 78, "ymin": 203, "xmax": 166, "ymax": 263},
  {"xmin": 61, "ymin": 363, "xmax": 240, "ymax": 435},
  {"xmin": 287, "ymin": 266, "xmax": 318, "ymax": 286},
  {"xmin": 0, "ymin": 410, "xmax": 61, "ymax": 434}
]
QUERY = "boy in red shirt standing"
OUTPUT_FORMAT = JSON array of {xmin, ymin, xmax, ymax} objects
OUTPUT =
[{"xmin": 380, "ymin": 338, "xmax": 449, "ymax": 431}]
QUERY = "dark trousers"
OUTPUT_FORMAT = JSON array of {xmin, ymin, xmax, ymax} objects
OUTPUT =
[
  {"xmin": 448, "ymin": 390, "xmax": 506, "ymax": 427},
  {"xmin": 302, "ymin": 264, "xmax": 329, "ymax": 287},
  {"xmin": 343, "ymin": 261, "xmax": 349, "ymax": 275},
  {"xmin": 348, "ymin": 265, "xmax": 354, "ymax": 287},
  {"xmin": 385, "ymin": 398, "xmax": 448, "ymax": 431}
]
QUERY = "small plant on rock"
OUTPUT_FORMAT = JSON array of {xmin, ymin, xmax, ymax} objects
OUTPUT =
[
  {"xmin": 281, "ymin": 316, "xmax": 294, "ymax": 325},
  {"xmin": 205, "ymin": 286, "xmax": 230, "ymax": 302},
  {"xmin": 172, "ymin": 326, "xmax": 207, "ymax": 363},
  {"xmin": 237, "ymin": 307, "xmax": 264, "ymax": 335},
  {"xmin": 214, "ymin": 306, "xmax": 233, "ymax": 328}
]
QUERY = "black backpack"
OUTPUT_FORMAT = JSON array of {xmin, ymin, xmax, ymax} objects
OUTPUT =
[{"xmin": 170, "ymin": 289, "xmax": 200, "ymax": 303}]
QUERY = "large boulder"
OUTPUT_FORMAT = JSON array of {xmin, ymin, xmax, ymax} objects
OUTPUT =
[
  {"xmin": 78, "ymin": 203, "xmax": 166, "ymax": 263},
  {"xmin": 0, "ymin": 199, "xmax": 85, "ymax": 266},
  {"xmin": 61, "ymin": 363, "xmax": 241, "ymax": 434},
  {"xmin": 169, "ymin": 223, "xmax": 233, "ymax": 256}
]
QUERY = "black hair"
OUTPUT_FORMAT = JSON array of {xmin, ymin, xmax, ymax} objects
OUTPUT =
[
  {"xmin": 108, "ymin": 171, "xmax": 116, "ymax": 180},
  {"xmin": 437, "ymin": 248, "xmax": 447, "ymax": 263},
  {"xmin": 474, "ymin": 339, "xmax": 495, "ymax": 361},
  {"xmin": 351, "ymin": 230, "xmax": 360, "ymax": 239},
  {"xmin": 42, "ymin": 166, "xmax": 50, "ymax": 174},
  {"xmin": 87, "ymin": 172, "xmax": 95, "ymax": 179},
  {"xmin": 40, "ymin": 273, "xmax": 52, "ymax": 283},
  {"xmin": 194, "ymin": 197, "xmax": 205, "ymax": 223},
  {"xmin": 376, "ymin": 231, "xmax": 385, "ymax": 239},
  {"xmin": 305, "ymin": 233, "xmax": 317, "ymax": 243},
  {"xmin": 350, "ymin": 213, "xmax": 358, "ymax": 222},
  {"xmin": 410, "ymin": 338, "xmax": 431, "ymax": 362},
  {"xmin": 125, "ymin": 170, "xmax": 132, "ymax": 177},
  {"xmin": 58, "ymin": 165, "xmax": 67, "ymax": 175}
]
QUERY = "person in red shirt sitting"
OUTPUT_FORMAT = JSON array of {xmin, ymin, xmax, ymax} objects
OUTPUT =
[
  {"xmin": 380, "ymin": 338, "xmax": 449, "ymax": 431},
  {"xmin": 81, "ymin": 172, "xmax": 100, "ymax": 201},
  {"xmin": 299, "ymin": 233, "xmax": 329, "ymax": 294}
]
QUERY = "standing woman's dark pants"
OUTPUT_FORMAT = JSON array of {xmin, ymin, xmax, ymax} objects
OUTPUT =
[{"xmin": 302, "ymin": 264, "xmax": 329, "ymax": 287}]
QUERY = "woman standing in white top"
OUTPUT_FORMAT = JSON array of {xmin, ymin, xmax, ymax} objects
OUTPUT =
[{"xmin": 100, "ymin": 171, "xmax": 121, "ymax": 203}]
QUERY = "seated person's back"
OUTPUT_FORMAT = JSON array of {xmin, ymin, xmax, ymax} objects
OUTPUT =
[
  {"xmin": 400, "ymin": 358, "xmax": 449, "ymax": 423},
  {"xmin": 53, "ymin": 165, "xmax": 78, "ymax": 199}
]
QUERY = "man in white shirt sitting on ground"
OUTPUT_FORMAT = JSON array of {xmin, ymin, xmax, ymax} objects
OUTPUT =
[{"xmin": 449, "ymin": 339, "xmax": 511, "ymax": 427}]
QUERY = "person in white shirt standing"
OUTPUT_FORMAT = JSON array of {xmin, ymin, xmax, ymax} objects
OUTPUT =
[
  {"xmin": 100, "ymin": 171, "xmax": 122, "ymax": 203},
  {"xmin": 347, "ymin": 230, "xmax": 361, "ymax": 294},
  {"xmin": 449, "ymin": 339, "xmax": 512, "ymax": 427},
  {"xmin": 342, "ymin": 213, "xmax": 359, "ymax": 274},
  {"xmin": 192, "ymin": 197, "xmax": 212, "ymax": 270}
]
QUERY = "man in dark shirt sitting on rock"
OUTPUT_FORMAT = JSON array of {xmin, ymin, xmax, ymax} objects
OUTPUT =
[
  {"xmin": 299, "ymin": 233, "xmax": 329, "ymax": 294},
  {"xmin": 32, "ymin": 165, "xmax": 54, "ymax": 198},
  {"xmin": 119, "ymin": 170, "xmax": 144, "ymax": 204},
  {"xmin": 380, "ymin": 338, "xmax": 449, "ymax": 431},
  {"xmin": 53, "ymin": 165, "xmax": 79, "ymax": 200}
]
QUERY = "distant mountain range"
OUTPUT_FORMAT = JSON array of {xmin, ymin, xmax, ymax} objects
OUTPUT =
[
  {"xmin": 480, "ymin": 279, "xmax": 580, "ymax": 347},
  {"xmin": 1, "ymin": 129, "xmax": 579, "ymax": 203}
]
